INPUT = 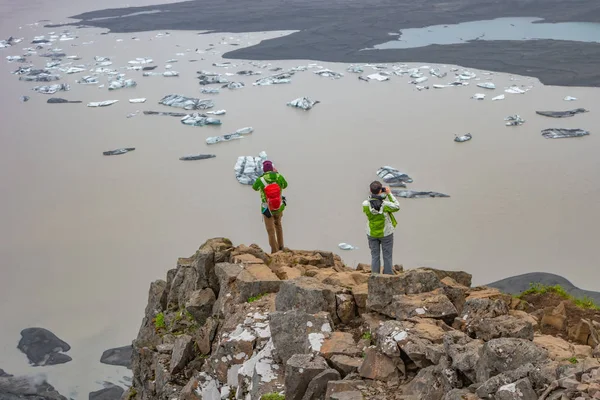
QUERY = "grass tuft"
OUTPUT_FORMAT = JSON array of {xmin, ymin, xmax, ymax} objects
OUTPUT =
[
  {"xmin": 567, "ymin": 356, "xmax": 578, "ymax": 364},
  {"xmin": 518, "ymin": 283, "xmax": 600, "ymax": 310},
  {"xmin": 261, "ymin": 393, "xmax": 285, "ymax": 400},
  {"xmin": 154, "ymin": 312, "xmax": 166, "ymax": 330},
  {"xmin": 248, "ymin": 293, "xmax": 267, "ymax": 303}
]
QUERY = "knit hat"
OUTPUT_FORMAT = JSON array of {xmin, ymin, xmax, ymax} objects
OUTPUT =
[{"xmin": 263, "ymin": 160, "xmax": 274, "ymax": 172}]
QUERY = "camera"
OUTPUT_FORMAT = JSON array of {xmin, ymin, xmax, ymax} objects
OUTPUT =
[{"xmin": 381, "ymin": 187, "xmax": 386, "ymax": 193}]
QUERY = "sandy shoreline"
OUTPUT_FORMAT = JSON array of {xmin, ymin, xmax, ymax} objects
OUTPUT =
[{"xmin": 1, "ymin": 0, "xmax": 600, "ymax": 397}]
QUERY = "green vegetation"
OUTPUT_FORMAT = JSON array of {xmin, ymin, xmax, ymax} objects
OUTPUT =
[
  {"xmin": 228, "ymin": 387, "xmax": 237, "ymax": 400},
  {"xmin": 154, "ymin": 312, "xmax": 166, "ymax": 330},
  {"xmin": 361, "ymin": 331, "xmax": 372, "ymax": 341},
  {"xmin": 518, "ymin": 283, "xmax": 600, "ymax": 310},
  {"xmin": 127, "ymin": 388, "xmax": 137, "ymax": 400},
  {"xmin": 567, "ymin": 357, "xmax": 579, "ymax": 364},
  {"xmin": 261, "ymin": 393, "xmax": 285, "ymax": 400},
  {"xmin": 248, "ymin": 293, "xmax": 267, "ymax": 303}
]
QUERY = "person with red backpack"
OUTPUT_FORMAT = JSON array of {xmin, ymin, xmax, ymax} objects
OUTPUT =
[{"xmin": 252, "ymin": 160, "xmax": 288, "ymax": 253}]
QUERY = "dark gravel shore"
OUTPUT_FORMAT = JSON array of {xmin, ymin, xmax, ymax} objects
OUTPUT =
[{"xmin": 55, "ymin": 0, "xmax": 600, "ymax": 86}]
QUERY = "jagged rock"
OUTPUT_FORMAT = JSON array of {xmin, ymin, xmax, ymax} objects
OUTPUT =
[
  {"xmin": 495, "ymin": 378, "xmax": 537, "ymax": 400},
  {"xmin": 100, "ymin": 346, "xmax": 132, "ymax": 368},
  {"xmin": 441, "ymin": 278, "xmax": 469, "ymax": 315},
  {"xmin": 336, "ymin": 294, "xmax": 356, "ymax": 324},
  {"xmin": 236, "ymin": 264, "xmax": 282, "ymax": 302},
  {"xmin": 420, "ymin": 268, "xmax": 472, "ymax": 288},
  {"xmin": 534, "ymin": 334, "xmax": 576, "ymax": 360},
  {"xmin": 325, "ymin": 381, "xmax": 363, "ymax": 399},
  {"xmin": 320, "ymin": 332, "xmax": 362, "ymax": 359},
  {"xmin": 466, "ymin": 287, "xmax": 510, "ymax": 302},
  {"xmin": 89, "ymin": 384, "xmax": 124, "ymax": 400},
  {"xmin": 460, "ymin": 298, "xmax": 509, "ymax": 322},
  {"xmin": 469, "ymin": 315, "xmax": 534, "ymax": 341},
  {"xmin": 444, "ymin": 333, "xmax": 482, "ymax": 384},
  {"xmin": 17, "ymin": 328, "xmax": 72, "ymax": 366},
  {"xmin": 442, "ymin": 389, "xmax": 480, "ymax": 400},
  {"xmin": 569, "ymin": 319, "xmax": 600, "ymax": 347},
  {"xmin": 352, "ymin": 284, "xmax": 368, "ymax": 313},
  {"xmin": 275, "ymin": 277, "xmax": 340, "ymax": 320},
  {"xmin": 270, "ymin": 310, "xmax": 333, "ymax": 363},
  {"xmin": 170, "ymin": 334, "xmax": 194, "ymax": 374},
  {"xmin": 185, "ymin": 288, "xmax": 216, "ymax": 325},
  {"xmin": 329, "ymin": 355, "xmax": 363, "ymax": 376},
  {"xmin": 232, "ymin": 253, "xmax": 265, "ymax": 265},
  {"xmin": 157, "ymin": 343, "xmax": 174, "ymax": 354},
  {"xmin": 528, "ymin": 360, "xmax": 559, "ymax": 390},
  {"xmin": 231, "ymin": 243, "xmax": 271, "ymax": 263},
  {"xmin": 194, "ymin": 317, "xmax": 219, "ymax": 355},
  {"xmin": 404, "ymin": 364, "xmax": 459, "ymax": 400},
  {"xmin": 388, "ymin": 290, "xmax": 458, "ymax": 323},
  {"xmin": 358, "ymin": 348, "xmax": 402, "ymax": 382},
  {"xmin": 476, "ymin": 338, "xmax": 549, "ymax": 382},
  {"xmin": 236, "ymin": 339, "xmax": 284, "ymax": 400},
  {"xmin": 0, "ymin": 371, "xmax": 67, "ymax": 400},
  {"xmin": 167, "ymin": 264, "xmax": 199, "ymax": 310},
  {"xmin": 180, "ymin": 376, "xmax": 201, "ymax": 400},
  {"xmin": 276, "ymin": 266, "xmax": 303, "ymax": 280},
  {"xmin": 154, "ymin": 354, "xmax": 172, "ymax": 398},
  {"xmin": 212, "ymin": 262, "xmax": 244, "ymax": 316},
  {"xmin": 302, "ymin": 369, "xmax": 342, "ymax": 400},
  {"xmin": 541, "ymin": 301, "xmax": 568, "ymax": 331},
  {"xmin": 475, "ymin": 363, "xmax": 534, "ymax": 397},
  {"xmin": 367, "ymin": 269, "xmax": 442, "ymax": 314},
  {"xmin": 508, "ymin": 310, "xmax": 539, "ymax": 329},
  {"xmin": 285, "ymin": 354, "xmax": 330, "ymax": 400},
  {"xmin": 593, "ymin": 344, "xmax": 600, "ymax": 358}
]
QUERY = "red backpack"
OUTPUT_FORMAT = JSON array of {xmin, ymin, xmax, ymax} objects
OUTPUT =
[{"xmin": 261, "ymin": 176, "xmax": 282, "ymax": 211}]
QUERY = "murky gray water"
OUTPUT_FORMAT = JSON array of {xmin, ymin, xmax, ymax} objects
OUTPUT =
[{"xmin": 370, "ymin": 17, "xmax": 600, "ymax": 50}]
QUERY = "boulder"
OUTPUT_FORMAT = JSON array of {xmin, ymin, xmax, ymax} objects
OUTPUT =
[
  {"xmin": 270, "ymin": 310, "xmax": 333, "ymax": 364},
  {"xmin": 508, "ymin": 310, "xmax": 539, "ymax": 329},
  {"xmin": 336, "ymin": 294, "xmax": 356, "ymax": 324},
  {"xmin": 495, "ymin": 378, "xmax": 537, "ymax": 400},
  {"xmin": 476, "ymin": 338, "xmax": 549, "ymax": 382},
  {"xmin": 404, "ymin": 364, "xmax": 459, "ymax": 400},
  {"xmin": 275, "ymin": 277, "xmax": 340, "ymax": 319},
  {"xmin": 100, "ymin": 346, "xmax": 132, "ymax": 368},
  {"xmin": 89, "ymin": 384, "xmax": 124, "ymax": 400},
  {"xmin": 442, "ymin": 389, "xmax": 480, "ymax": 400},
  {"xmin": 194, "ymin": 316, "xmax": 219, "ymax": 355},
  {"xmin": 180, "ymin": 376, "xmax": 201, "ymax": 400},
  {"xmin": 475, "ymin": 363, "xmax": 534, "ymax": 398},
  {"xmin": 444, "ymin": 334, "xmax": 482, "ymax": 384},
  {"xmin": 212, "ymin": 263, "xmax": 243, "ymax": 316},
  {"xmin": 541, "ymin": 301, "xmax": 568, "ymax": 331},
  {"xmin": 235, "ymin": 264, "xmax": 282, "ymax": 302},
  {"xmin": 469, "ymin": 315, "xmax": 534, "ymax": 341},
  {"xmin": 170, "ymin": 334, "xmax": 194, "ymax": 374},
  {"xmin": 569, "ymin": 319, "xmax": 600, "ymax": 347},
  {"xmin": 352, "ymin": 284, "xmax": 368, "ymax": 311},
  {"xmin": 17, "ymin": 328, "xmax": 72, "ymax": 366},
  {"xmin": 460, "ymin": 298, "xmax": 509, "ymax": 323},
  {"xmin": 367, "ymin": 269, "xmax": 443, "ymax": 314},
  {"xmin": 319, "ymin": 332, "xmax": 362, "ymax": 359},
  {"xmin": 277, "ymin": 266, "xmax": 303, "ymax": 280},
  {"xmin": 167, "ymin": 265, "xmax": 198, "ymax": 309},
  {"xmin": 194, "ymin": 238, "xmax": 233, "ymax": 293},
  {"xmin": 329, "ymin": 355, "xmax": 363, "ymax": 376},
  {"xmin": 358, "ymin": 347, "xmax": 402, "ymax": 382},
  {"xmin": 387, "ymin": 290, "xmax": 458, "ymax": 323},
  {"xmin": 185, "ymin": 288, "xmax": 216, "ymax": 325},
  {"xmin": 0, "ymin": 372, "xmax": 67, "ymax": 400},
  {"xmin": 231, "ymin": 243, "xmax": 270, "ymax": 264},
  {"xmin": 420, "ymin": 268, "xmax": 472, "ymax": 288},
  {"xmin": 302, "ymin": 369, "xmax": 342, "ymax": 400},
  {"xmin": 232, "ymin": 253, "xmax": 265, "ymax": 265},
  {"xmin": 441, "ymin": 278, "xmax": 469, "ymax": 315},
  {"xmin": 285, "ymin": 354, "xmax": 329, "ymax": 400},
  {"xmin": 329, "ymin": 392, "xmax": 363, "ymax": 400},
  {"xmin": 533, "ymin": 334, "xmax": 575, "ymax": 360},
  {"xmin": 528, "ymin": 360, "xmax": 560, "ymax": 390}
]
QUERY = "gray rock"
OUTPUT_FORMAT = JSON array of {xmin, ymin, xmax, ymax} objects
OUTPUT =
[
  {"xmin": 528, "ymin": 360, "xmax": 559, "ymax": 391},
  {"xmin": 234, "ymin": 265, "xmax": 282, "ymax": 303},
  {"xmin": 192, "ymin": 244, "xmax": 219, "ymax": 294},
  {"xmin": 469, "ymin": 315, "xmax": 534, "ymax": 341},
  {"xmin": 194, "ymin": 316, "xmax": 219, "ymax": 355},
  {"xmin": 404, "ymin": 364, "xmax": 459, "ymax": 400},
  {"xmin": 0, "ymin": 372, "xmax": 67, "ymax": 400},
  {"xmin": 444, "ymin": 333, "xmax": 482, "ymax": 384},
  {"xmin": 357, "ymin": 348, "xmax": 402, "ymax": 382},
  {"xmin": 17, "ymin": 328, "xmax": 72, "ymax": 366},
  {"xmin": 476, "ymin": 338, "xmax": 549, "ymax": 383},
  {"xmin": 100, "ymin": 346, "xmax": 132, "ymax": 368},
  {"xmin": 270, "ymin": 310, "xmax": 333, "ymax": 364},
  {"xmin": 136, "ymin": 280, "xmax": 168, "ymax": 345},
  {"xmin": 330, "ymin": 392, "xmax": 363, "ymax": 400},
  {"xmin": 442, "ymin": 389, "xmax": 479, "ymax": 400},
  {"xmin": 185, "ymin": 288, "xmax": 216, "ymax": 325},
  {"xmin": 421, "ymin": 268, "xmax": 473, "ymax": 288},
  {"xmin": 336, "ymin": 294, "xmax": 356, "ymax": 325},
  {"xmin": 285, "ymin": 354, "xmax": 329, "ymax": 400},
  {"xmin": 167, "ymin": 266, "xmax": 198, "ymax": 310},
  {"xmin": 329, "ymin": 355, "xmax": 363, "ymax": 377},
  {"xmin": 367, "ymin": 269, "xmax": 442, "ymax": 314},
  {"xmin": 212, "ymin": 263, "xmax": 243, "ymax": 317},
  {"xmin": 89, "ymin": 384, "xmax": 124, "ymax": 400},
  {"xmin": 475, "ymin": 363, "xmax": 534, "ymax": 398},
  {"xmin": 275, "ymin": 277, "xmax": 339, "ymax": 320},
  {"xmin": 302, "ymin": 369, "xmax": 342, "ymax": 400},
  {"xmin": 495, "ymin": 378, "xmax": 537, "ymax": 400},
  {"xmin": 461, "ymin": 298, "xmax": 509, "ymax": 322},
  {"xmin": 388, "ymin": 291, "xmax": 458, "ymax": 323},
  {"xmin": 170, "ymin": 334, "xmax": 194, "ymax": 374}
]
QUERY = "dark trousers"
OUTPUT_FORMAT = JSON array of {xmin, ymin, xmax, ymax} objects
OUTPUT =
[{"xmin": 368, "ymin": 234, "xmax": 394, "ymax": 274}]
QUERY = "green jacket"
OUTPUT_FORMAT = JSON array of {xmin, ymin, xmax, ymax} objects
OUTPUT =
[
  {"xmin": 252, "ymin": 172, "xmax": 288, "ymax": 212},
  {"xmin": 362, "ymin": 193, "xmax": 400, "ymax": 238}
]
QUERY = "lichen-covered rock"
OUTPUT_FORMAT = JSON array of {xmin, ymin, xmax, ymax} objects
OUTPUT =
[
  {"xmin": 285, "ymin": 354, "xmax": 330, "ymax": 400},
  {"xmin": 185, "ymin": 288, "xmax": 216, "ymax": 325},
  {"xmin": 475, "ymin": 363, "xmax": 534, "ymax": 398},
  {"xmin": 404, "ymin": 364, "xmax": 459, "ymax": 400},
  {"xmin": 237, "ymin": 339, "xmax": 284, "ymax": 400},
  {"xmin": 170, "ymin": 334, "xmax": 194, "ymax": 374},
  {"xmin": 270, "ymin": 310, "xmax": 333, "ymax": 364},
  {"xmin": 460, "ymin": 298, "xmax": 509, "ymax": 323},
  {"xmin": 275, "ymin": 277, "xmax": 341, "ymax": 320},
  {"xmin": 336, "ymin": 294, "xmax": 356, "ymax": 324},
  {"xmin": 358, "ymin": 348, "xmax": 402, "ymax": 382},
  {"xmin": 367, "ymin": 269, "xmax": 442, "ymax": 314},
  {"xmin": 387, "ymin": 290, "xmax": 458, "ymax": 323},
  {"xmin": 302, "ymin": 369, "xmax": 342, "ymax": 400},
  {"xmin": 194, "ymin": 316, "xmax": 219, "ymax": 356},
  {"xmin": 494, "ymin": 378, "xmax": 537, "ymax": 400},
  {"xmin": 475, "ymin": 338, "xmax": 549, "ymax": 383},
  {"xmin": 444, "ymin": 332, "xmax": 482, "ymax": 384},
  {"xmin": 469, "ymin": 315, "xmax": 534, "ymax": 341}
]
